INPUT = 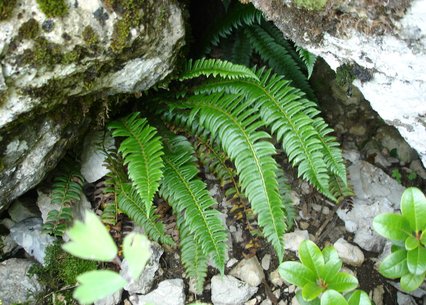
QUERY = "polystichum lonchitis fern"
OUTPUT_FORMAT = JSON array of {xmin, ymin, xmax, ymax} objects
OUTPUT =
[{"xmin": 103, "ymin": 57, "xmax": 349, "ymax": 293}]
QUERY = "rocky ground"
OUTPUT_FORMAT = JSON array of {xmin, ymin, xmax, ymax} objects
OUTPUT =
[{"xmin": 1, "ymin": 60, "xmax": 426, "ymax": 305}]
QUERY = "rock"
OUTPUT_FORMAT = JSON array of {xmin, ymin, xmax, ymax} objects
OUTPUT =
[
  {"xmin": 0, "ymin": 0, "xmax": 185, "ymax": 211},
  {"xmin": 372, "ymin": 285, "xmax": 384, "ymax": 305},
  {"xmin": 260, "ymin": 300, "xmax": 272, "ymax": 305},
  {"xmin": 410, "ymin": 160, "xmax": 426, "ymax": 179},
  {"xmin": 397, "ymin": 292, "xmax": 417, "ymax": 305},
  {"xmin": 261, "ymin": 254, "xmax": 271, "ymax": 271},
  {"xmin": 95, "ymin": 289, "xmax": 122, "ymax": 305},
  {"xmin": 270, "ymin": 269, "xmax": 284, "ymax": 287},
  {"xmin": 230, "ymin": 256, "xmax": 265, "ymax": 287},
  {"xmin": 9, "ymin": 218, "xmax": 55, "ymax": 264},
  {"xmin": 0, "ymin": 234, "xmax": 18, "ymax": 258},
  {"xmin": 245, "ymin": 299, "xmax": 257, "ymax": 305},
  {"xmin": 284, "ymin": 230, "xmax": 309, "ymax": 252},
  {"xmin": 129, "ymin": 279, "xmax": 185, "ymax": 305},
  {"xmin": 7, "ymin": 197, "xmax": 40, "ymax": 222},
  {"xmin": 389, "ymin": 281, "xmax": 426, "ymax": 298},
  {"xmin": 248, "ymin": 0, "xmax": 426, "ymax": 167},
  {"xmin": 0, "ymin": 258, "xmax": 43, "ymax": 304},
  {"xmin": 291, "ymin": 296, "xmax": 300, "ymax": 305},
  {"xmin": 80, "ymin": 131, "xmax": 114, "ymax": 183},
  {"xmin": 333, "ymin": 238, "xmax": 365, "ymax": 267},
  {"xmin": 121, "ymin": 242, "xmax": 163, "ymax": 294},
  {"xmin": 227, "ymin": 258, "xmax": 239, "ymax": 268},
  {"xmin": 375, "ymin": 126, "xmax": 417, "ymax": 164},
  {"xmin": 337, "ymin": 161, "xmax": 405, "ymax": 252},
  {"xmin": 211, "ymin": 275, "xmax": 258, "ymax": 305}
]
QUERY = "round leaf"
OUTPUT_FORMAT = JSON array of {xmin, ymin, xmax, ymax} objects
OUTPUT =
[
  {"xmin": 407, "ymin": 247, "xmax": 426, "ymax": 275},
  {"xmin": 296, "ymin": 290, "xmax": 321, "ymax": 305},
  {"xmin": 401, "ymin": 187, "xmax": 426, "ymax": 232},
  {"xmin": 279, "ymin": 261, "xmax": 316, "ymax": 287},
  {"xmin": 123, "ymin": 233, "xmax": 152, "ymax": 280},
  {"xmin": 327, "ymin": 272, "xmax": 358, "ymax": 293},
  {"xmin": 379, "ymin": 249, "xmax": 409, "ymax": 279},
  {"xmin": 299, "ymin": 240, "xmax": 325, "ymax": 276},
  {"xmin": 347, "ymin": 290, "xmax": 372, "ymax": 305},
  {"xmin": 62, "ymin": 210, "xmax": 117, "ymax": 261},
  {"xmin": 405, "ymin": 235, "xmax": 420, "ymax": 251},
  {"xmin": 302, "ymin": 282, "xmax": 323, "ymax": 301},
  {"xmin": 400, "ymin": 273, "xmax": 425, "ymax": 292},
  {"xmin": 373, "ymin": 214, "xmax": 411, "ymax": 242},
  {"xmin": 321, "ymin": 290, "xmax": 348, "ymax": 305},
  {"xmin": 73, "ymin": 270, "xmax": 126, "ymax": 305}
]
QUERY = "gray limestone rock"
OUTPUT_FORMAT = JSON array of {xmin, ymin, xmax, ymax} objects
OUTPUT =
[
  {"xmin": 129, "ymin": 279, "xmax": 185, "ymax": 305},
  {"xmin": 333, "ymin": 238, "xmax": 365, "ymax": 267},
  {"xmin": 0, "ymin": 258, "xmax": 43, "ymax": 305},
  {"xmin": 9, "ymin": 217, "xmax": 55, "ymax": 264},
  {"xmin": 230, "ymin": 256, "xmax": 265, "ymax": 287},
  {"xmin": 211, "ymin": 275, "xmax": 258, "ymax": 305},
  {"xmin": 7, "ymin": 197, "xmax": 40, "ymax": 223},
  {"xmin": 283, "ymin": 230, "xmax": 309, "ymax": 252}
]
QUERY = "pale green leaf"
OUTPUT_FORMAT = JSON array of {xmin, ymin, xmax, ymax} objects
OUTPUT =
[
  {"xmin": 62, "ymin": 210, "xmax": 117, "ymax": 261},
  {"xmin": 327, "ymin": 272, "xmax": 358, "ymax": 293},
  {"xmin": 405, "ymin": 235, "xmax": 420, "ymax": 251},
  {"xmin": 347, "ymin": 290, "xmax": 372, "ymax": 305},
  {"xmin": 296, "ymin": 290, "xmax": 321, "ymax": 305},
  {"xmin": 321, "ymin": 290, "xmax": 348, "ymax": 305},
  {"xmin": 400, "ymin": 273, "xmax": 425, "ymax": 292},
  {"xmin": 299, "ymin": 240, "xmax": 325, "ymax": 276},
  {"xmin": 401, "ymin": 187, "xmax": 426, "ymax": 232},
  {"xmin": 123, "ymin": 233, "xmax": 152, "ymax": 280},
  {"xmin": 407, "ymin": 247, "xmax": 426, "ymax": 275},
  {"xmin": 279, "ymin": 261, "xmax": 316, "ymax": 287},
  {"xmin": 73, "ymin": 270, "xmax": 126, "ymax": 305},
  {"xmin": 379, "ymin": 249, "xmax": 409, "ymax": 279},
  {"xmin": 373, "ymin": 214, "xmax": 411, "ymax": 242},
  {"xmin": 321, "ymin": 246, "xmax": 342, "ymax": 282},
  {"xmin": 302, "ymin": 282, "xmax": 323, "ymax": 301}
]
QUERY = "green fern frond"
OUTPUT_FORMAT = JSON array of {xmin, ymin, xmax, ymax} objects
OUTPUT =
[
  {"xmin": 160, "ymin": 135, "xmax": 228, "ymax": 272},
  {"xmin": 187, "ymin": 93, "xmax": 286, "ymax": 261},
  {"xmin": 178, "ymin": 217, "xmax": 208, "ymax": 294},
  {"xmin": 328, "ymin": 173, "xmax": 354, "ymax": 204},
  {"xmin": 116, "ymin": 183, "xmax": 174, "ymax": 246},
  {"xmin": 200, "ymin": 2, "xmax": 263, "ymax": 55},
  {"xmin": 231, "ymin": 31, "xmax": 252, "ymax": 66},
  {"xmin": 276, "ymin": 166, "xmax": 296, "ymax": 229},
  {"xmin": 180, "ymin": 58, "xmax": 259, "ymax": 81},
  {"xmin": 296, "ymin": 45, "xmax": 317, "ymax": 79},
  {"xmin": 108, "ymin": 112, "xmax": 164, "ymax": 216},
  {"xmin": 44, "ymin": 163, "xmax": 84, "ymax": 236},
  {"xmin": 245, "ymin": 24, "xmax": 316, "ymax": 100}
]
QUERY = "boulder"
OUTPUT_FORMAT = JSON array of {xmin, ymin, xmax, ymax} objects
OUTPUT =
[
  {"xmin": 249, "ymin": 0, "xmax": 426, "ymax": 167},
  {"xmin": 0, "ymin": 0, "xmax": 185, "ymax": 211},
  {"xmin": 211, "ymin": 275, "xmax": 258, "ymax": 305},
  {"xmin": 129, "ymin": 279, "xmax": 185, "ymax": 305}
]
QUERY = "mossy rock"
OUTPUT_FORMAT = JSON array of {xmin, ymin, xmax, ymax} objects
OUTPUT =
[
  {"xmin": 36, "ymin": 0, "xmax": 68, "ymax": 17},
  {"xmin": 0, "ymin": 0, "xmax": 17, "ymax": 21}
]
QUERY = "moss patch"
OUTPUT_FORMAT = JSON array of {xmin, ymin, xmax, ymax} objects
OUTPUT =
[
  {"xmin": 18, "ymin": 18, "xmax": 40, "ymax": 40},
  {"xmin": 28, "ymin": 242, "xmax": 97, "ymax": 303},
  {"xmin": 293, "ymin": 0, "xmax": 327, "ymax": 11},
  {"xmin": 110, "ymin": 18, "xmax": 131, "ymax": 53},
  {"xmin": 82, "ymin": 26, "xmax": 99, "ymax": 47},
  {"xmin": 36, "ymin": 0, "xmax": 69, "ymax": 18},
  {"xmin": 0, "ymin": 0, "xmax": 17, "ymax": 21}
]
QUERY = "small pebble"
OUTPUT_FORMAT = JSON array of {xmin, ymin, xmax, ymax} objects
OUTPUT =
[
  {"xmin": 299, "ymin": 221, "xmax": 309, "ymax": 230},
  {"xmin": 269, "ymin": 269, "xmax": 284, "ymax": 287},
  {"xmin": 261, "ymin": 254, "xmax": 271, "ymax": 271}
]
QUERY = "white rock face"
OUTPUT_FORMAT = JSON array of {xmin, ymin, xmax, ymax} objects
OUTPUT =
[
  {"xmin": 283, "ymin": 230, "xmax": 309, "ymax": 252},
  {"xmin": 230, "ymin": 256, "xmax": 265, "ymax": 287},
  {"xmin": 249, "ymin": 0, "xmax": 426, "ymax": 167},
  {"xmin": 129, "ymin": 279, "xmax": 185, "ymax": 305},
  {"xmin": 211, "ymin": 275, "xmax": 258, "ymax": 305},
  {"xmin": 0, "ymin": 258, "xmax": 43, "ymax": 305},
  {"xmin": 337, "ymin": 161, "xmax": 405, "ymax": 252},
  {"xmin": 333, "ymin": 238, "xmax": 365, "ymax": 267}
]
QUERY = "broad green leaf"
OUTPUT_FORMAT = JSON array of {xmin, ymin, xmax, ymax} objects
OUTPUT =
[
  {"xmin": 296, "ymin": 290, "xmax": 321, "ymax": 305},
  {"xmin": 62, "ymin": 210, "xmax": 117, "ymax": 261},
  {"xmin": 373, "ymin": 214, "xmax": 411, "ymax": 242},
  {"xmin": 421, "ymin": 231, "xmax": 426, "ymax": 246},
  {"xmin": 407, "ymin": 247, "xmax": 426, "ymax": 275},
  {"xmin": 302, "ymin": 282, "xmax": 323, "ymax": 301},
  {"xmin": 321, "ymin": 246, "xmax": 342, "ymax": 282},
  {"xmin": 299, "ymin": 240, "xmax": 325, "ymax": 275},
  {"xmin": 347, "ymin": 290, "xmax": 372, "ymax": 305},
  {"xmin": 401, "ymin": 187, "xmax": 426, "ymax": 232},
  {"xmin": 123, "ymin": 233, "xmax": 152, "ymax": 280},
  {"xmin": 279, "ymin": 261, "xmax": 316, "ymax": 287},
  {"xmin": 321, "ymin": 290, "xmax": 348, "ymax": 305},
  {"xmin": 327, "ymin": 272, "xmax": 358, "ymax": 292},
  {"xmin": 379, "ymin": 249, "xmax": 409, "ymax": 279},
  {"xmin": 73, "ymin": 270, "xmax": 126, "ymax": 305},
  {"xmin": 400, "ymin": 273, "xmax": 425, "ymax": 292},
  {"xmin": 405, "ymin": 235, "xmax": 420, "ymax": 251}
]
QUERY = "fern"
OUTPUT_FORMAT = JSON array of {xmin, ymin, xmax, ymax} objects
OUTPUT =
[
  {"xmin": 231, "ymin": 31, "xmax": 252, "ymax": 66},
  {"xmin": 108, "ymin": 112, "xmax": 164, "ymax": 216},
  {"xmin": 44, "ymin": 163, "xmax": 84, "ymax": 236},
  {"xmin": 180, "ymin": 58, "xmax": 259, "ymax": 81},
  {"xmin": 199, "ymin": 2, "xmax": 263, "ymax": 55},
  {"xmin": 296, "ymin": 45, "xmax": 317, "ymax": 79},
  {"xmin": 159, "ymin": 135, "xmax": 228, "ymax": 272},
  {"xmin": 185, "ymin": 93, "xmax": 286, "ymax": 261}
]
